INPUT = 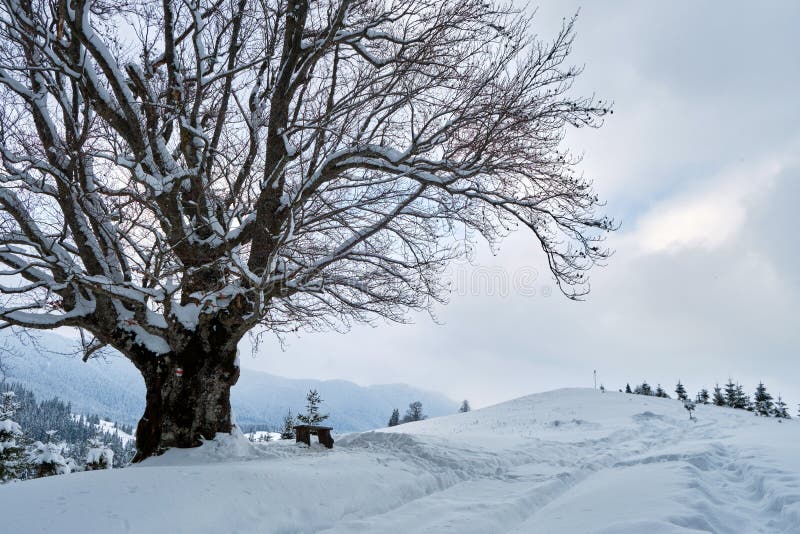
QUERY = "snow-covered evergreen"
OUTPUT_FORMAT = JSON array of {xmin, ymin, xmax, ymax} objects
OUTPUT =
[
  {"xmin": 296, "ymin": 390, "xmax": 329, "ymax": 426},
  {"xmin": 85, "ymin": 437, "xmax": 114, "ymax": 471},
  {"xmin": 772, "ymin": 396, "xmax": 790, "ymax": 419},
  {"xmin": 1, "ymin": 384, "xmax": 134, "ymax": 473},
  {"xmin": 28, "ymin": 432, "xmax": 71, "ymax": 478},
  {"xmin": 675, "ymin": 381, "xmax": 687, "ymax": 401},
  {"xmin": 754, "ymin": 382, "xmax": 774, "ymax": 416},
  {"xmin": 712, "ymin": 384, "xmax": 726, "ymax": 406},
  {"xmin": 0, "ymin": 391, "xmax": 25, "ymax": 482},
  {"xmin": 388, "ymin": 409, "xmax": 400, "ymax": 427},
  {"xmin": 280, "ymin": 411, "xmax": 295, "ymax": 439},
  {"xmin": 724, "ymin": 380, "xmax": 738, "ymax": 408}
]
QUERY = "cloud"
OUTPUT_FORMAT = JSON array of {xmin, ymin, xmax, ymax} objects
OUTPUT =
[
  {"xmin": 238, "ymin": 2, "xmax": 800, "ymax": 411},
  {"xmin": 623, "ymin": 149, "xmax": 796, "ymax": 255}
]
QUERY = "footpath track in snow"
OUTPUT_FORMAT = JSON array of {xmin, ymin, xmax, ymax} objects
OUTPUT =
[
  {"xmin": 325, "ymin": 390, "xmax": 800, "ymax": 533},
  {"xmin": 1, "ymin": 389, "xmax": 799, "ymax": 533}
]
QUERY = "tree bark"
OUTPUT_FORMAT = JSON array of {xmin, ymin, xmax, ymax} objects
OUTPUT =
[{"xmin": 132, "ymin": 341, "xmax": 240, "ymax": 462}]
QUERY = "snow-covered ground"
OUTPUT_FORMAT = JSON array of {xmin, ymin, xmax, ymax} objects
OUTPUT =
[
  {"xmin": 2, "ymin": 389, "xmax": 799, "ymax": 533},
  {"xmin": 95, "ymin": 419, "xmax": 135, "ymax": 446}
]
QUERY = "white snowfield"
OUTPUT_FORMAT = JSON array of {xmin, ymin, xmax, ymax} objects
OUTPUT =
[{"xmin": 2, "ymin": 389, "xmax": 799, "ymax": 533}]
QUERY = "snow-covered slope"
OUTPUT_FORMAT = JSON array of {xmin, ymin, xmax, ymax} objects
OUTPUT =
[
  {"xmin": 1, "ymin": 331, "xmax": 456, "ymax": 429},
  {"xmin": 2, "ymin": 389, "xmax": 799, "ymax": 533}
]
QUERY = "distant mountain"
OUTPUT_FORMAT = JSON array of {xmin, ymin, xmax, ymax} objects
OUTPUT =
[
  {"xmin": 0, "ymin": 331, "xmax": 456, "ymax": 431},
  {"xmin": 232, "ymin": 373, "xmax": 457, "ymax": 432}
]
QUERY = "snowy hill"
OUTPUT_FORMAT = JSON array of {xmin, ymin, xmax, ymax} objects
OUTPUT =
[
  {"xmin": 2, "ymin": 388, "xmax": 798, "ymax": 533},
  {"xmin": 1, "ymin": 331, "xmax": 456, "ymax": 430}
]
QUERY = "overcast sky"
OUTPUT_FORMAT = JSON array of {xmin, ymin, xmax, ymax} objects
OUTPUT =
[{"xmin": 239, "ymin": 1, "xmax": 800, "ymax": 408}]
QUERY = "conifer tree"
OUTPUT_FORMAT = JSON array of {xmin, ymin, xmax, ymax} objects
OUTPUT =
[
  {"xmin": 734, "ymin": 384, "xmax": 751, "ymax": 410},
  {"xmin": 388, "ymin": 409, "xmax": 400, "ymax": 427},
  {"xmin": 772, "ymin": 396, "xmax": 790, "ymax": 419},
  {"xmin": 280, "ymin": 411, "xmax": 296, "ymax": 440},
  {"xmin": 654, "ymin": 384, "xmax": 669, "ymax": 398},
  {"xmin": 712, "ymin": 384, "xmax": 726, "ymax": 406},
  {"xmin": 297, "ymin": 390, "xmax": 329, "ymax": 426},
  {"xmin": 696, "ymin": 389, "xmax": 710, "ymax": 405},
  {"xmin": 635, "ymin": 382, "xmax": 652, "ymax": 396},
  {"xmin": 0, "ymin": 391, "xmax": 26, "ymax": 482},
  {"xmin": 753, "ymin": 382, "xmax": 774, "ymax": 416},
  {"xmin": 675, "ymin": 381, "xmax": 687, "ymax": 401},
  {"xmin": 85, "ymin": 436, "xmax": 114, "ymax": 471},
  {"xmin": 724, "ymin": 379, "xmax": 738, "ymax": 408},
  {"xmin": 459, "ymin": 400, "xmax": 471, "ymax": 413},
  {"xmin": 28, "ymin": 431, "xmax": 70, "ymax": 478},
  {"xmin": 625, "ymin": 383, "xmax": 632, "ymax": 394}
]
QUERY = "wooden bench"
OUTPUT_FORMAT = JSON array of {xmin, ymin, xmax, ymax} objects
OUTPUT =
[{"xmin": 294, "ymin": 424, "xmax": 334, "ymax": 448}]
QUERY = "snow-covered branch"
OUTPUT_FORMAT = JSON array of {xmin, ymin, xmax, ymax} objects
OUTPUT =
[{"xmin": 0, "ymin": 0, "xmax": 611, "ymax": 358}]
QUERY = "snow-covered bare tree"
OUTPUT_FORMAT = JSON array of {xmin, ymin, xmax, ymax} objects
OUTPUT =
[
  {"xmin": 402, "ymin": 401, "xmax": 425, "ymax": 423},
  {"xmin": 0, "ymin": 0, "xmax": 612, "ymax": 460}
]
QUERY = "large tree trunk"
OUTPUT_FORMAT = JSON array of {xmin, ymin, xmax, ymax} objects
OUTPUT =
[{"xmin": 132, "ymin": 340, "xmax": 240, "ymax": 462}]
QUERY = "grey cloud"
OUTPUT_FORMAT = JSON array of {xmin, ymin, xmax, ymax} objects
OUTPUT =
[{"xmin": 239, "ymin": 2, "xmax": 800, "ymax": 411}]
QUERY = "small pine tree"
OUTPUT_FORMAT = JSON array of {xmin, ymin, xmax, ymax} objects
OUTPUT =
[
  {"xmin": 734, "ymin": 384, "xmax": 751, "ymax": 410},
  {"xmin": 459, "ymin": 400, "xmax": 471, "ymax": 413},
  {"xmin": 683, "ymin": 399, "xmax": 696, "ymax": 420},
  {"xmin": 675, "ymin": 381, "xmax": 687, "ymax": 401},
  {"xmin": 280, "ymin": 410, "xmax": 295, "ymax": 439},
  {"xmin": 296, "ymin": 390, "xmax": 329, "ymax": 426},
  {"xmin": 712, "ymin": 384, "xmax": 725, "ymax": 406},
  {"xmin": 85, "ymin": 436, "xmax": 114, "ymax": 470},
  {"xmin": 28, "ymin": 431, "xmax": 70, "ymax": 478},
  {"xmin": 696, "ymin": 389, "xmax": 710, "ymax": 405},
  {"xmin": 402, "ymin": 401, "xmax": 425, "ymax": 423},
  {"xmin": 753, "ymin": 382, "xmax": 774, "ymax": 416},
  {"xmin": 387, "ymin": 408, "xmax": 400, "ymax": 427},
  {"xmin": 635, "ymin": 381, "xmax": 652, "ymax": 396},
  {"xmin": 772, "ymin": 396, "xmax": 790, "ymax": 419},
  {"xmin": 0, "ymin": 391, "xmax": 26, "ymax": 482},
  {"xmin": 654, "ymin": 384, "xmax": 670, "ymax": 398},
  {"xmin": 724, "ymin": 379, "xmax": 738, "ymax": 408},
  {"xmin": 625, "ymin": 383, "xmax": 632, "ymax": 394}
]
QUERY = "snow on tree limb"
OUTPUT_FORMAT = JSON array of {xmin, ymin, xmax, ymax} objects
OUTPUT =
[{"xmin": 0, "ymin": 0, "xmax": 612, "ymax": 361}]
